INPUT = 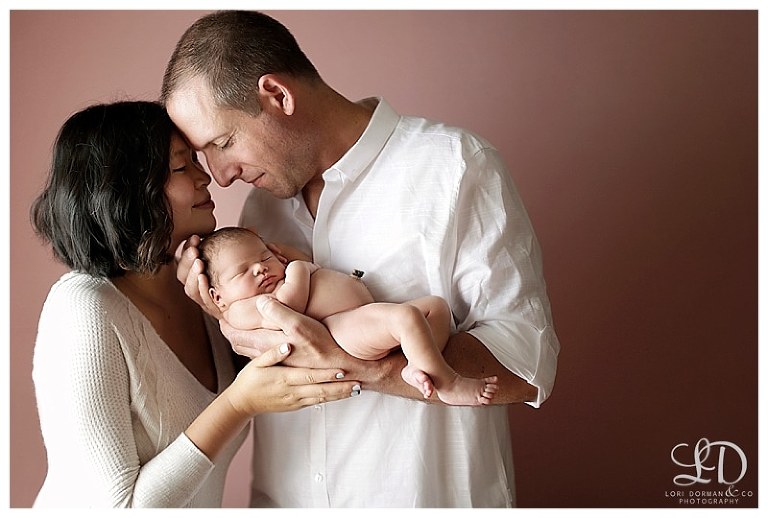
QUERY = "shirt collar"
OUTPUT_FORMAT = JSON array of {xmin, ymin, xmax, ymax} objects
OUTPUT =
[{"xmin": 324, "ymin": 97, "xmax": 400, "ymax": 182}]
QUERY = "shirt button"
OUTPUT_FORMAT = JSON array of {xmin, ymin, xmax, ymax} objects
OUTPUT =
[{"xmin": 315, "ymin": 473, "xmax": 324, "ymax": 483}]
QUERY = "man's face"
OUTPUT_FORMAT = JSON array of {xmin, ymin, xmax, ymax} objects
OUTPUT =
[{"xmin": 166, "ymin": 75, "xmax": 314, "ymax": 199}]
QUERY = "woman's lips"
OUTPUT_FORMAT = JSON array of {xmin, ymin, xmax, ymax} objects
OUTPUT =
[{"xmin": 194, "ymin": 198, "xmax": 215, "ymax": 209}]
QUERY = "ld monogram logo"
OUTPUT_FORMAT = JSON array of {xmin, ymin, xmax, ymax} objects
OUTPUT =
[{"xmin": 671, "ymin": 438, "xmax": 747, "ymax": 486}]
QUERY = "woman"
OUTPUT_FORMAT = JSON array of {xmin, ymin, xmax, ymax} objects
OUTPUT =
[{"xmin": 29, "ymin": 101, "xmax": 360, "ymax": 507}]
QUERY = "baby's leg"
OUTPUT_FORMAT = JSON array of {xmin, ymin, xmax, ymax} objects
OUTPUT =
[
  {"xmin": 323, "ymin": 303, "xmax": 435, "ymax": 398},
  {"xmin": 326, "ymin": 302, "xmax": 498, "ymax": 405},
  {"xmin": 402, "ymin": 296, "xmax": 452, "ymax": 351},
  {"xmin": 322, "ymin": 304, "xmax": 403, "ymax": 361},
  {"xmin": 391, "ymin": 303, "xmax": 498, "ymax": 405}
]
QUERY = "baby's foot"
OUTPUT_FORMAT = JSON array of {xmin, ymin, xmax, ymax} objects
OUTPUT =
[
  {"xmin": 401, "ymin": 365, "xmax": 435, "ymax": 399},
  {"xmin": 436, "ymin": 375, "xmax": 499, "ymax": 406}
]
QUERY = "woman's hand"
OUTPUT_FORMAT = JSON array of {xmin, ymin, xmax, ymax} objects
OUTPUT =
[
  {"xmin": 176, "ymin": 234, "xmax": 223, "ymax": 320},
  {"xmin": 225, "ymin": 343, "xmax": 362, "ymax": 416},
  {"xmin": 186, "ymin": 343, "xmax": 360, "ymax": 461}
]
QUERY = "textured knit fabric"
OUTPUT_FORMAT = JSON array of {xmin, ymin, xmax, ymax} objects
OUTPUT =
[
  {"xmin": 32, "ymin": 272, "xmax": 247, "ymax": 508},
  {"xmin": 240, "ymin": 98, "xmax": 559, "ymax": 507}
]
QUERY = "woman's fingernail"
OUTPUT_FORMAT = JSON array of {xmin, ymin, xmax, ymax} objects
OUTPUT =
[
  {"xmin": 279, "ymin": 343, "xmax": 290, "ymax": 354},
  {"xmin": 351, "ymin": 384, "xmax": 361, "ymax": 397},
  {"xmin": 335, "ymin": 372, "xmax": 345, "ymax": 379}
]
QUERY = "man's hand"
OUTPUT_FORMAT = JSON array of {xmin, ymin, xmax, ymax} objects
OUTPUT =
[
  {"xmin": 176, "ymin": 234, "xmax": 223, "ymax": 319},
  {"xmin": 225, "ymin": 297, "xmax": 349, "ymax": 370},
  {"xmin": 266, "ymin": 242, "xmax": 312, "ymax": 262}
]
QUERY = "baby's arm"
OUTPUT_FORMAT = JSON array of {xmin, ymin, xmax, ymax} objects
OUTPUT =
[
  {"xmin": 223, "ymin": 296, "xmax": 274, "ymax": 331},
  {"xmin": 274, "ymin": 261, "xmax": 319, "ymax": 314}
]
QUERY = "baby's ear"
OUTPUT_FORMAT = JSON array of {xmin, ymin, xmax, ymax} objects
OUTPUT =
[{"xmin": 209, "ymin": 287, "xmax": 226, "ymax": 310}]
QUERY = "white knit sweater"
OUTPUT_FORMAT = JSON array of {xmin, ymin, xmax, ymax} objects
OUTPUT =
[{"xmin": 32, "ymin": 272, "xmax": 247, "ymax": 507}]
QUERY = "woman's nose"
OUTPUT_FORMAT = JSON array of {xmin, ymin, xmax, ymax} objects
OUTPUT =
[
  {"xmin": 198, "ymin": 171, "xmax": 211, "ymax": 187},
  {"xmin": 192, "ymin": 163, "xmax": 212, "ymax": 187}
]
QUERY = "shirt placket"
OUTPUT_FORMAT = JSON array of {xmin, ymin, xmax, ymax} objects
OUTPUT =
[
  {"xmin": 308, "ymin": 169, "xmax": 344, "ymax": 507},
  {"xmin": 309, "ymin": 403, "xmax": 329, "ymax": 506},
  {"xmin": 312, "ymin": 170, "xmax": 344, "ymax": 265}
]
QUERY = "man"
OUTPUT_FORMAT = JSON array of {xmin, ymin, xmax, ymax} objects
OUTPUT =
[{"xmin": 162, "ymin": 10, "xmax": 559, "ymax": 507}]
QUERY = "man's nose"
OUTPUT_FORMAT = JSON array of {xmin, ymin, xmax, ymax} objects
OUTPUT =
[{"xmin": 208, "ymin": 156, "xmax": 240, "ymax": 187}]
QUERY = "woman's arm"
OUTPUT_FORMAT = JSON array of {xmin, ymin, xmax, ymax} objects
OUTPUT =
[
  {"xmin": 34, "ymin": 281, "xmax": 360, "ymax": 507},
  {"xmin": 34, "ymin": 287, "xmax": 208, "ymax": 507}
]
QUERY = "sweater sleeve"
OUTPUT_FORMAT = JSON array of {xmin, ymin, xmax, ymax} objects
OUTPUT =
[{"xmin": 33, "ymin": 275, "xmax": 214, "ymax": 507}]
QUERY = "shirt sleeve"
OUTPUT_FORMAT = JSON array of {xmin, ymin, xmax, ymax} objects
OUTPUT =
[
  {"xmin": 32, "ymin": 280, "xmax": 214, "ymax": 507},
  {"xmin": 450, "ymin": 146, "xmax": 560, "ymax": 407}
]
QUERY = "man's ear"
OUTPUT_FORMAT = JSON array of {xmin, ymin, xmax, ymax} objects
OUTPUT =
[{"xmin": 258, "ymin": 74, "xmax": 294, "ymax": 115}]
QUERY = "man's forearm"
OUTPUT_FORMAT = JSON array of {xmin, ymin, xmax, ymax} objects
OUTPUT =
[
  {"xmin": 362, "ymin": 331, "xmax": 538, "ymax": 405},
  {"xmin": 441, "ymin": 331, "xmax": 538, "ymax": 404}
]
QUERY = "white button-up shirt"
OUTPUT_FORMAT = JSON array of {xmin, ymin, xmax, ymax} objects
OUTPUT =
[{"xmin": 240, "ymin": 98, "xmax": 559, "ymax": 507}]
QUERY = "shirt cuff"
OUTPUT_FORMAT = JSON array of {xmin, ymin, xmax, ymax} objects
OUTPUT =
[{"xmin": 468, "ymin": 322, "xmax": 559, "ymax": 408}]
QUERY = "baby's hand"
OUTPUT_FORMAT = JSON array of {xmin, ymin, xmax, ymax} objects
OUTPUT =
[{"xmin": 285, "ymin": 260, "xmax": 319, "ymax": 277}]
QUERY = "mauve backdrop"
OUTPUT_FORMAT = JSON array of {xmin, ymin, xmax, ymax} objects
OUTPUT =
[{"xmin": 9, "ymin": 10, "xmax": 757, "ymax": 508}]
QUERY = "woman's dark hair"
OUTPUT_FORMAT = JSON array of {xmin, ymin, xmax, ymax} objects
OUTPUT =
[
  {"xmin": 161, "ymin": 10, "xmax": 321, "ymax": 116},
  {"xmin": 30, "ymin": 101, "xmax": 176, "ymax": 277}
]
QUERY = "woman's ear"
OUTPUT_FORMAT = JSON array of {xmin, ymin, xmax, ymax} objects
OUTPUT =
[{"xmin": 258, "ymin": 74, "xmax": 294, "ymax": 115}]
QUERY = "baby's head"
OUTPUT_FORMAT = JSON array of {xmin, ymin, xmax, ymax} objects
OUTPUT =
[{"xmin": 200, "ymin": 227, "xmax": 287, "ymax": 310}]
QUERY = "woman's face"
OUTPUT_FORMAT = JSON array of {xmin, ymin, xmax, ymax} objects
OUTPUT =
[{"xmin": 166, "ymin": 132, "xmax": 217, "ymax": 247}]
